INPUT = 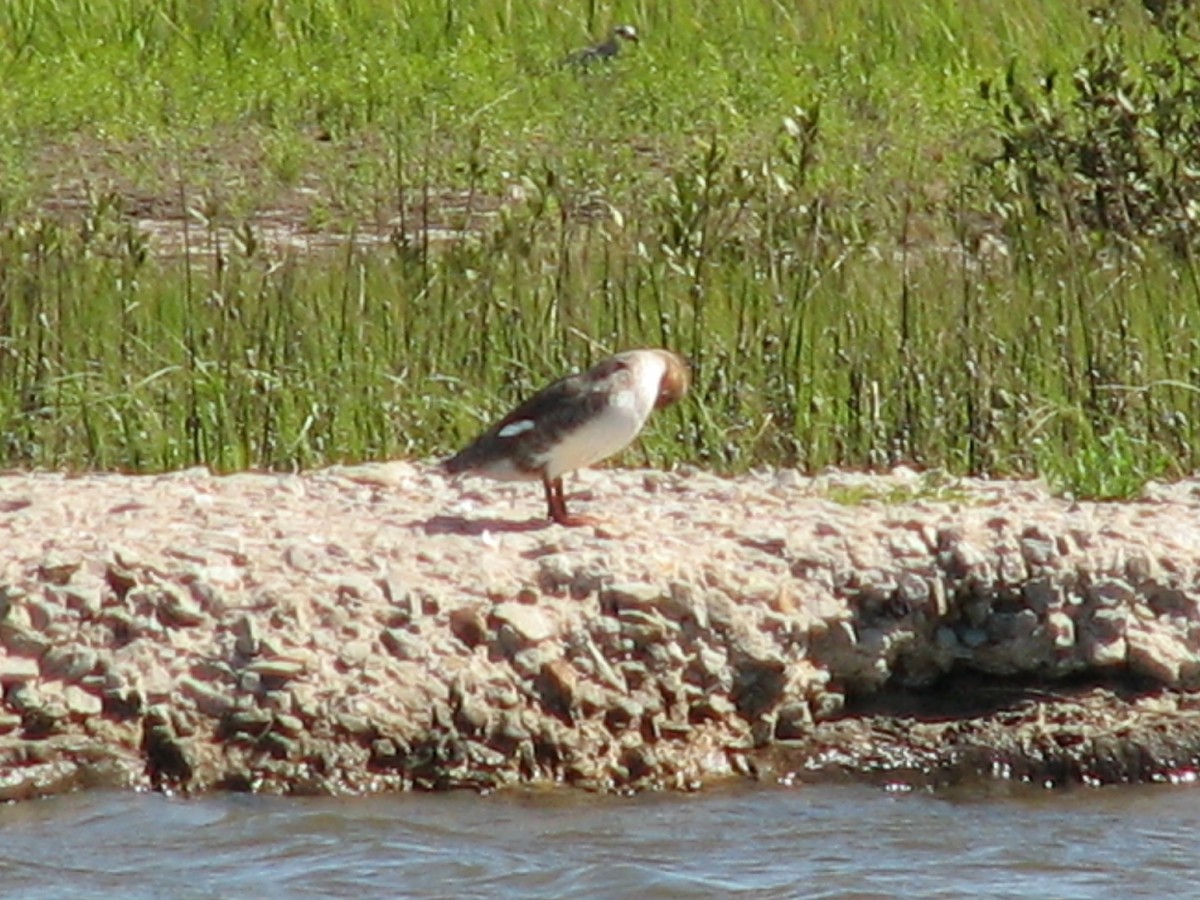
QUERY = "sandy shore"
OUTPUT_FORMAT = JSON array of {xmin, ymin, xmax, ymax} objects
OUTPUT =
[{"xmin": 2, "ymin": 463, "xmax": 1200, "ymax": 800}]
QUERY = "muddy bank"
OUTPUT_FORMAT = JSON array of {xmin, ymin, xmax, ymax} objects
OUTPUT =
[{"xmin": 2, "ymin": 464, "xmax": 1200, "ymax": 800}]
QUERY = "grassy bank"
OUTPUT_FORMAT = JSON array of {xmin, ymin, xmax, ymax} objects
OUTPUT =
[{"xmin": 1, "ymin": 0, "xmax": 1197, "ymax": 497}]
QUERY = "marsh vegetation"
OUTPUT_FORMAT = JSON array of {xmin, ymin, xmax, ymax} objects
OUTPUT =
[{"xmin": 1, "ymin": 0, "xmax": 1198, "ymax": 497}]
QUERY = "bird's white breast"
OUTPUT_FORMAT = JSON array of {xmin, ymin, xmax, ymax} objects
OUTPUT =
[{"xmin": 538, "ymin": 352, "xmax": 666, "ymax": 478}]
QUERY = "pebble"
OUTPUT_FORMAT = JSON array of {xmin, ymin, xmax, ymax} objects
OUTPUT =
[
  {"xmin": 63, "ymin": 686, "xmax": 102, "ymax": 717},
  {"xmin": 960, "ymin": 627, "xmax": 989, "ymax": 649},
  {"xmin": 38, "ymin": 554, "xmax": 82, "ymax": 586},
  {"xmin": 694, "ymin": 644, "xmax": 729, "ymax": 681},
  {"xmin": 282, "ymin": 542, "xmax": 320, "ymax": 573},
  {"xmin": 617, "ymin": 608, "xmax": 676, "ymax": 643},
  {"xmin": 234, "ymin": 615, "xmax": 261, "ymax": 658},
  {"xmin": 156, "ymin": 585, "xmax": 207, "ymax": 628},
  {"xmin": 1020, "ymin": 535, "xmax": 1058, "ymax": 567},
  {"xmin": 486, "ymin": 683, "xmax": 521, "ymax": 709},
  {"xmin": 0, "ymin": 657, "xmax": 40, "ymax": 683},
  {"xmin": 336, "ymin": 574, "xmax": 382, "ymax": 602},
  {"xmin": 104, "ymin": 561, "xmax": 138, "ymax": 598},
  {"xmin": 1083, "ymin": 620, "xmax": 1128, "ymax": 667},
  {"xmin": 227, "ymin": 708, "xmax": 274, "ymax": 736},
  {"xmin": 512, "ymin": 642, "xmax": 557, "ymax": 675},
  {"xmin": 491, "ymin": 602, "xmax": 557, "ymax": 645},
  {"xmin": 455, "ymin": 694, "xmax": 492, "ymax": 734},
  {"xmin": 887, "ymin": 531, "xmax": 930, "ymax": 558},
  {"xmin": 238, "ymin": 670, "xmax": 263, "ymax": 694},
  {"xmin": 604, "ymin": 581, "xmax": 663, "ymax": 610},
  {"xmin": 57, "ymin": 584, "xmax": 103, "ymax": 616},
  {"xmin": 951, "ymin": 539, "xmax": 988, "ymax": 573},
  {"xmin": 704, "ymin": 592, "xmax": 738, "ymax": 632},
  {"xmin": 273, "ymin": 713, "xmax": 305, "ymax": 736},
  {"xmin": 1088, "ymin": 578, "xmax": 1136, "ymax": 607},
  {"xmin": 448, "ymin": 605, "xmax": 488, "ymax": 648},
  {"xmin": 247, "ymin": 658, "xmax": 307, "ymax": 680},
  {"xmin": 178, "ymin": 676, "xmax": 233, "ymax": 717},
  {"xmin": 379, "ymin": 569, "xmax": 412, "ymax": 619},
  {"xmin": 382, "ymin": 628, "xmax": 428, "ymax": 661},
  {"xmin": 497, "ymin": 711, "xmax": 530, "ymax": 742},
  {"xmin": 8, "ymin": 683, "xmax": 45, "ymax": 715},
  {"xmin": 339, "ymin": 640, "xmax": 373, "ymax": 667},
  {"xmin": 0, "ymin": 585, "xmax": 19, "ymax": 621},
  {"xmin": 1046, "ymin": 611, "xmax": 1075, "ymax": 650},
  {"xmin": 0, "ymin": 621, "xmax": 50, "ymax": 658},
  {"xmin": 41, "ymin": 647, "xmax": 98, "ymax": 681}
]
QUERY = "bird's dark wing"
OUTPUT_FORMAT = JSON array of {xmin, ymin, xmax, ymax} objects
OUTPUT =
[
  {"xmin": 443, "ymin": 357, "xmax": 630, "ymax": 474},
  {"xmin": 561, "ymin": 37, "xmax": 619, "ymax": 68}
]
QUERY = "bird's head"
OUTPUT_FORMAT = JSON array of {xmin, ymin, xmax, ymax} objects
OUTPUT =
[{"xmin": 654, "ymin": 350, "xmax": 691, "ymax": 410}]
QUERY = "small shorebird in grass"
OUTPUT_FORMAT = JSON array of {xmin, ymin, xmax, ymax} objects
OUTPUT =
[
  {"xmin": 442, "ymin": 349, "xmax": 690, "ymax": 526},
  {"xmin": 562, "ymin": 24, "xmax": 640, "ymax": 69}
]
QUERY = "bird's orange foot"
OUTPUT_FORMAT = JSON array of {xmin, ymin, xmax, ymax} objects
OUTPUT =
[{"xmin": 550, "ymin": 511, "xmax": 601, "ymax": 528}]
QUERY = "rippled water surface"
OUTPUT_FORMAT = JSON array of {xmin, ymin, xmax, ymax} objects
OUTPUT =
[{"xmin": 2, "ymin": 782, "xmax": 1198, "ymax": 898}]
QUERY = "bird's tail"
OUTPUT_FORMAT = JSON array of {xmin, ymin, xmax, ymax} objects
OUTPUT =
[{"xmin": 440, "ymin": 449, "xmax": 473, "ymax": 476}]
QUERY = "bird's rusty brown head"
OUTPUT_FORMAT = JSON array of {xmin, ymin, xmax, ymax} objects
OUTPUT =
[{"xmin": 654, "ymin": 350, "xmax": 691, "ymax": 410}]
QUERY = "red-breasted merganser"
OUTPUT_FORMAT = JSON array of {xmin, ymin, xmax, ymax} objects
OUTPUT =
[
  {"xmin": 443, "ymin": 348, "xmax": 690, "ymax": 526},
  {"xmin": 562, "ymin": 24, "xmax": 640, "ymax": 68}
]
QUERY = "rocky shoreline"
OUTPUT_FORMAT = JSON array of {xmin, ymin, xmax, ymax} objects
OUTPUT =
[{"xmin": 2, "ymin": 463, "xmax": 1200, "ymax": 801}]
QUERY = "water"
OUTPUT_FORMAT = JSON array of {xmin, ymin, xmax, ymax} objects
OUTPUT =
[{"xmin": 1, "ymin": 782, "xmax": 1197, "ymax": 898}]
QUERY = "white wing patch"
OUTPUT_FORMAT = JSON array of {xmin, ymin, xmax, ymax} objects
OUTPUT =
[{"xmin": 497, "ymin": 419, "xmax": 536, "ymax": 439}]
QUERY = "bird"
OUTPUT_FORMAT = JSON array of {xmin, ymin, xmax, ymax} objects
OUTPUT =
[
  {"xmin": 442, "ymin": 349, "xmax": 690, "ymax": 526},
  {"xmin": 562, "ymin": 24, "xmax": 640, "ymax": 69}
]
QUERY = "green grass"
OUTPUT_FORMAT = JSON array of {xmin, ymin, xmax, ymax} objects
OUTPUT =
[
  {"xmin": 0, "ymin": 0, "xmax": 1196, "ymax": 497},
  {"xmin": 821, "ymin": 471, "xmax": 974, "ymax": 508}
]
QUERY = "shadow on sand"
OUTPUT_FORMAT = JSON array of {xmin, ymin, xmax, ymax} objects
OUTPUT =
[{"xmin": 419, "ymin": 514, "xmax": 552, "ymax": 536}]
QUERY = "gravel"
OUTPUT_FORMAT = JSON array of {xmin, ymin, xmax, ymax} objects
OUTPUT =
[{"xmin": 1, "ymin": 462, "xmax": 1200, "ymax": 799}]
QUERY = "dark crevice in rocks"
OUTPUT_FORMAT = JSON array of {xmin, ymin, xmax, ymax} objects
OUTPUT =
[{"xmin": 838, "ymin": 670, "xmax": 1166, "ymax": 721}]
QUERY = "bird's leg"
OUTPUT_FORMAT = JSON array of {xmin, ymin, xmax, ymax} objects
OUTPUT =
[
  {"xmin": 543, "ymin": 474, "xmax": 597, "ymax": 527},
  {"xmin": 543, "ymin": 474, "xmax": 564, "ymax": 521}
]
